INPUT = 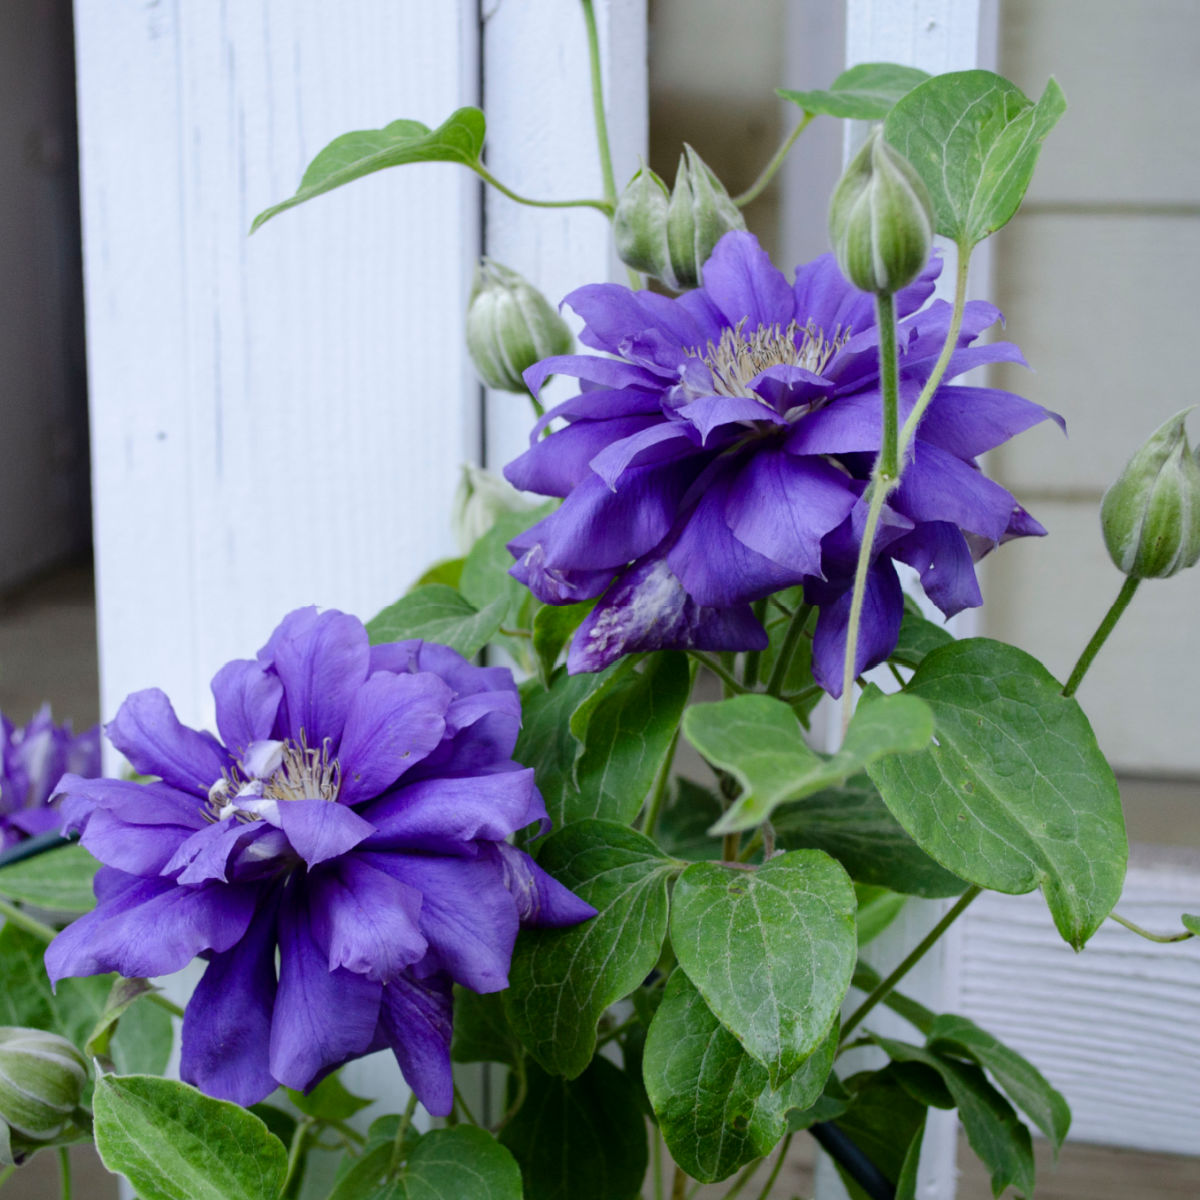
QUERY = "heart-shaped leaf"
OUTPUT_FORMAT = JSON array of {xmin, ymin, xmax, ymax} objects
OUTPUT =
[{"xmin": 779, "ymin": 63, "xmax": 930, "ymax": 120}]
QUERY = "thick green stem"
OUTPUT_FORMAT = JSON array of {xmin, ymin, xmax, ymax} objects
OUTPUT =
[
  {"xmin": 875, "ymin": 291, "xmax": 900, "ymax": 482},
  {"xmin": 840, "ymin": 886, "xmax": 981, "ymax": 1043},
  {"xmin": 734, "ymin": 114, "xmax": 814, "ymax": 207},
  {"xmin": 388, "ymin": 1093, "xmax": 420, "ymax": 1178},
  {"xmin": 1109, "ymin": 910, "xmax": 1194, "ymax": 943},
  {"xmin": 58, "ymin": 1147, "xmax": 72, "ymax": 1200},
  {"xmin": 766, "ymin": 604, "xmax": 813, "ymax": 697},
  {"xmin": 580, "ymin": 0, "xmax": 618, "ymax": 210},
  {"xmin": 471, "ymin": 163, "xmax": 611, "ymax": 215},
  {"xmin": 1063, "ymin": 576, "xmax": 1141, "ymax": 698}
]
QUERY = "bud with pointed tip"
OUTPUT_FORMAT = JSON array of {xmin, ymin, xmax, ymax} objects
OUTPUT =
[
  {"xmin": 465, "ymin": 259, "xmax": 573, "ymax": 393},
  {"xmin": 664, "ymin": 144, "xmax": 746, "ymax": 290},
  {"xmin": 1101, "ymin": 408, "xmax": 1200, "ymax": 579},
  {"xmin": 828, "ymin": 127, "xmax": 933, "ymax": 295},
  {"xmin": 0, "ymin": 1027, "xmax": 88, "ymax": 1165},
  {"xmin": 452, "ymin": 463, "xmax": 538, "ymax": 553},
  {"xmin": 613, "ymin": 161, "xmax": 672, "ymax": 279}
]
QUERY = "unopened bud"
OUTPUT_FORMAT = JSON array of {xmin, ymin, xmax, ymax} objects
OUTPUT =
[
  {"xmin": 665, "ymin": 145, "xmax": 746, "ymax": 290},
  {"xmin": 0, "ymin": 1027, "xmax": 87, "ymax": 1164},
  {"xmin": 1101, "ymin": 409, "xmax": 1200, "ymax": 579},
  {"xmin": 452, "ymin": 464, "xmax": 537, "ymax": 553},
  {"xmin": 613, "ymin": 162, "xmax": 672, "ymax": 279},
  {"xmin": 828, "ymin": 128, "xmax": 933, "ymax": 295},
  {"xmin": 466, "ymin": 260, "xmax": 573, "ymax": 393}
]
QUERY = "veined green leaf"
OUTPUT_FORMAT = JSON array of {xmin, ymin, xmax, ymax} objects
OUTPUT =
[
  {"xmin": 0, "ymin": 842, "xmax": 99, "ymax": 913},
  {"xmin": 366, "ymin": 584, "xmax": 506, "ymax": 659},
  {"xmin": 779, "ymin": 63, "xmax": 931, "ymax": 120}
]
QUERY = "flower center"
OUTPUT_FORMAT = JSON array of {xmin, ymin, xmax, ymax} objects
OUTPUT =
[
  {"xmin": 694, "ymin": 318, "xmax": 850, "ymax": 401},
  {"xmin": 204, "ymin": 733, "xmax": 341, "ymax": 823}
]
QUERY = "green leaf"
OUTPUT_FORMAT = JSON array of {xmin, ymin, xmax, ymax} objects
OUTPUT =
[
  {"xmin": 499, "ymin": 1057, "xmax": 647, "ymax": 1200},
  {"xmin": 889, "ymin": 596, "xmax": 954, "ymax": 671},
  {"xmin": 532, "ymin": 600, "xmax": 597, "ymax": 686},
  {"xmin": 109, "ymin": 990, "xmax": 174, "ymax": 1078},
  {"xmin": 1184, "ymin": 913, "xmax": 1200, "ymax": 936},
  {"xmin": 833, "ymin": 1066, "xmax": 928, "ymax": 1186},
  {"xmin": 643, "ymin": 970, "xmax": 834, "ymax": 1183},
  {"xmin": 251, "ymin": 108, "xmax": 487, "ymax": 232},
  {"xmin": 413, "ymin": 557, "xmax": 464, "ymax": 590},
  {"xmin": 669, "ymin": 850, "xmax": 856, "ymax": 1085},
  {"xmin": 93, "ymin": 1074, "xmax": 287, "ymax": 1200},
  {"xmin": 779, "ymin": 63, "xmax": 931, "ymax": 120},
  {"xmin": 787, "ymin": 1071, "xmax": 850, "ymax": 1132},
  {"xmin": 0, "ymin": 842, "xmax": 99, "ymax": 913},
  {"xmin": 329, "ymin": 1126, "xmax": 522, "ymax": 1200},
  {"xmin": 86, "ymin": 977, "xmax": 160, "ymax": 1061},
  {"xmin": 854, "ymin": 884, "xmax": 907, "ymax": 946},
  {"xmin": 683, "ymin": 690, "xmax": 932, "ymax": 834},
  {"xmin": 504, "ymin": 820, "xmax": 676, "ymax": 1077},
  {"xmin": 771, "ymin": 773, "xmax": 967, "ymax": 898},
  {"xmin": 653, "ymin": 778, "xmax": 724, "ymax": 862},
  {"xmin": 450, "ymin": 987, "xmax": 522, "ymax": 1070},
  {"xmin": 287, "ymin": 1072, "xmax": 371, "ymax": 1122},
  {"xmin": 895, "ymin": 1117, "xmax": 927, "ymax": 1200},
  {"xmin": 460, "ymin": 504, "xmax": 554, "ymax": 630},
  {"xmin": 851, "ymin": 962, "xmax": 935, "ymax": 1037},
  {"xmin": 866, "ymin": 638, "xmax": 1127, "ymax": 948},
  {"xmin": 884, "ymin": 71, "xmax": 1065, "ymax": 247},
  {"xmin": 927, "ymin": 1013, "xmax": 1070, "ymax": 1149},
  {"xmin": 366, "ymin": 584, "xmax": 506, "ymax": 659},
  {"xmin": 873, "ymin": 1038, "xmax": 1035, "ymax": 1198}
]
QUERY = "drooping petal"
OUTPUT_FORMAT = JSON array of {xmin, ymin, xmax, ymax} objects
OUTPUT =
[
  {"xmin": 506, "ymin": 415, "xmax": 663, "ymax": 497},
  {"xmin": 269, "ymin": 883, "xmax": 382, "ymax": 1091},
  {"xmin": 524, "ymin": 354, "xmax": 666, "ymax": 399},
  {"xmin": 105, "ymin": 689, "xmax": 229, "ymax": 796},
  {"xmin": 180, "ymin": 887, "xmax": 281, "ymax": 1106},
  {"xmin": 485, "ymin": 842, "xmax": 598, "ymax": 927},
  {"xmin": 508, "ymin": 541, "xmax": 614, "ymax": 606},
  {"xmin": 587, "ymin": 423, "xmax": 700, "ymax": 490},
  {"xmin": 916, "ymin": 384, "xmax": 1064, "ymax": 459},
  {"xmin": 52, "ymin": 774, "xmax": 204, "ymax": 833},
  {"xmin": 676, "ymin": 394, "xmax": 788, "ymax": 444},
  {"xmin": 210, "ymin": 659, "xmax": 284, "ymax": 758},
  {"xmin": 335, "ymin": 672, "xmax": 453, "ymax": 804},
  {"xmin": 891, "ymin": 522, "xmax": 983, "ymax": 617},
  {"xmin": 377, "ymin": 972, "xmax": 454, "ymax": 1117},
  {"xmin": 808, "ymin": 561, "xmax": 905, "ymax": 696},
  {"xmin": 891, "ymin": 440, "xmax": 1017, "ymax": 542},
  {"xmin": 166, "ymin": 819, "xmax": 272, "ymax": 886},
  {"xmin": 277, "ymin": 799, "xmax": 374, "ymax": 867},
  {"xmin": 700, "ymin": 231, "xmax": 795, "ymax": 330},
  {"xmin": 79, "ymin": 807, "xmax": 195, "ymax": 876},
  {"xmin": 307, "ymin": 856, "xmax": 426, "ymax": 981}
]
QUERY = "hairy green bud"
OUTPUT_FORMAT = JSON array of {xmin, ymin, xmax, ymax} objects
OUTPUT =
[
  {"xmin": 828, "ymin": 128, "xmax": 933, "ymax": 295},
  {"xmin": 0, "ymin": 1027, "xmax": 88, "ymax": 1164},
  {"xmin": 465, "ymin": 259, "xmax": 573, "ymax": 393},
  {"xmin": 613, "ymin": 161, "xmax": 672, "ymax": 279},
  {"xmin": 665, "ymin": 144, "xmax": 746, "ymax": 290},
  {"xmin": 1101, "ymin": 409, "xmax": 1200, "ymax": 579}
]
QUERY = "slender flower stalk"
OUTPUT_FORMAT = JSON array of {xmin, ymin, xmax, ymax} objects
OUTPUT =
[
  {"xmin": 1062, "ymin": 576, "xmax": 1140, "ymax": 698},
  {"xmin": 471, "ymin": 163, "xmax": 611, "ymax": 215},
  {"xmin": 733, "ymin": 115, "xmax": 815, "ymax": 208},
  {"xmin": 1108, "ymin": 911, "xmax": 1194, "ymax": 943},
  {"xmin": 580, "ymin": 0, "xmax": 618, "ymax": 210}
]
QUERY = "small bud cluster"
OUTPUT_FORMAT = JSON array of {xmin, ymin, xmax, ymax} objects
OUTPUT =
[{"xmin": 614, "ymin": 146, "xmax": 746, "ymax": 291}]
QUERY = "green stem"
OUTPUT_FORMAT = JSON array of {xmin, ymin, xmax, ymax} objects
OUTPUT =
[
  {"xmin": 388, "ymin": 1093, "xmax": 420, "ymax": 1178},
  {"xmin": 672, "ymin": 1164, "xmax": 688, "ymax": 1200},
  {"xmin": 1109, "ymin": 910, "xmax": 1195, "ymax": 943},
  {"xmin": 750, "ymin": 1134, "xmax": 792, "ymax": 1200},
  {"xmin": 281, "ymin": 1118, "xmax": 314, "ymax": 1199},
  {"xmin": 722, "ymin": 832, "xmax": 741, "ymax": 863},
  {"xmin": 453, "ymin": 1084, "xmax": 483, "ymax": 1128},
  {"xmin": 839, "ymin": 483, "xmax": 890, "ymax": 733},
  {"xmin": 1062, "ymin": 576, "xmax": 1141, "ymax": 698},
  {"xmin": 494, "ymin": 1056, "xmax": 528, "ymax": 1133},
  {"xmin": 580, "ymin": 0, "xmax": 619, "ymax": 210},
  {"xmin": 653, "ymin": 1127, "xmax": 665, "ymax": 1200},
  {"xmin": 689, "ymin": 651, "xmax": 749, "ymax": 695},
  {"xmin": 743, "ymin": 602, "xmax": 768, "ymax": 689},
  {"xmin": 840, "ymin": 886, "xmax": 981, "ymax": 1042},
  {"xmin": 470, "ymin": 163, "xmax": 612, "ymax": 216},
  {"xmin": 875, "ymin": 291, "xmax": 900, "ymax": 482},
  {"xmin": 641, "ymin": 727, "xmax": 681, "ymax": 839},
  {"xmin": 734, "ymin": 114, "xmax": 815, "ymax": 207},
  {"xmin": 766, "ymin": 604, "xmax": 813, "ymax": 697},
  {"xmin": 0, "ymin": 1164, "xmax": 15, "ymax": 1189},
  {"xmin": 58, "ymin": 1147, "xmax": 71, "ymax": 1200},
  {"xmin": 719, "ymin": 1156, "xmax": 764, "ymax": 1199},
  {"xmin": 0, "ymin": 895, "xmax": 58, "ymax": 942}
]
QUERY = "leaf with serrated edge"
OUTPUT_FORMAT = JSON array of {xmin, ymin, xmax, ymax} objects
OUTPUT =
[
  {"xmin": 683, "ymin": 691, "xmax": 932, "ymax": 835},
  {"xmin": 927, "ymin": 1014, "xmax": 1070, "ymax": 1149},
  {"xmin": 503, "ymin": 820, "xmax": 675, "ymax": 1077},
  {"xmin": 779, "ymin": 63, "xmax": 930, "ymax": 119},
  {"xmin": 669, "ymin": 850, "xmax": 856, "ymax": 1086},
  {"xmin": 0, "ymin": 842, "xmax": 99, "ymax": 913},
  {"xmin": 884, "ymin": 71, "xmax": 1065, "ymax": 247},
  {"xmin": 93, "ymin": 1074, "xmax": 287, "ymax": 1200},
  {"xmin": 251, "ymin": 108, "xmax": 486, "ymax": 232},
  {"xmin": 366, "ymin": 584, "xmax": 506, "ymax": 659},
  {"xmin": 644, "ymin": 970, "xmax": 835, "ymax": 1183},
  {"xmin": 867, "ymin": 638, "xmax": 1127, "ymax": 948}
]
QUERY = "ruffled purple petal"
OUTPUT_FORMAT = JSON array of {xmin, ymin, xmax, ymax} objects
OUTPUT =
[
  {"xmin": 891, "ymin": 522, "xmax": 983, "ymax": 618},
  {"xmin": 700, "ymin": 231, "xmax": 795, "ymax": 330},
  {"xmin": 486, "ymin": 842, "xmax": 598, "ymax": 927},
  {"xmin": 509, "ymin": 541, "xmax": 614, "ymax": 606},
  {"xmin": 588, "ymin": 423, "xmax": 699, "ymax": 489},
  {"xmin": 809, "ymin": 562, "xmax": 905, "ymax": 696},
  {"xmin": 166, "ymin": 819, "xmax": 267, "ymax": 886},
  {"xmin": 79, "ymin": 807, "xmax": 195, "ymax": 876},
  {"xmin": 524, "ymin": 355, "xmax": 666, "ymax": 399},
  {"xmin": 917, "ymin": 384, "xmax": 1064, "ymax": 459},
  {"xmin": 211, "ymin": 659, "xmax": 284, "ymax": 758},
  {"xmin": 677, "ymin": 394, "xmax": 788, "ymax": 444},
  {"xmin": 105, "ymin": 689, "xmax": 229, "ymax": 796},
  {"xmin": 892, "ymin": 441, "xmax": 1017, "ymax": 542},
  {"xmin": 276, "ymin": 799, "xmax": 374, "ymax": 867},
  {"xmin": 378, "ymin": 972, "xmax": 454, "ymax": 1118},
  {"xmin": 53, "ymin": 774, "xmax": 204, "ymax": 835},
  {"xmin": 506, "ymin": 415, "xmax": 663, "ymax": 497}
]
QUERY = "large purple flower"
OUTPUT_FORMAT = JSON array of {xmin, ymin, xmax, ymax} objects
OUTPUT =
[
  {"xmin": 0, "ymin": 706, "xmax": 100, "ymax": 851},
  {"xmin": 504, "ymin": 232, "xmax": 1060, "ymax": 693},
  {"xmin": 45, "ymin": 608, "xmax": 594, "ymax": 1113}
]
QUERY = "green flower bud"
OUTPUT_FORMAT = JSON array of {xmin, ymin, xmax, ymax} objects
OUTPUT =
[
  {"xmin": 613, "ymin": 161, "xmax": 672, "ymax": 280},
  {"xmin": 465, "ymin": 259, "xmax": 573, "ymax": 393},
  {"xmin": 828, "ymin": 127, "xmax": 933, "ymax": 295},
  {"xmin": 1100, "ymin": 408, "xmax": 1200, "ymax": 579},
  {"xmin": 0, "ymin": 1027, "xmax": 87, "ymax": 1164},
  {"xmin": 665, "ymin": 144, "xmax": 746, "ymax": 290},
  {"xmin": 451, "ymin": 463, "xmax": 537, "ymax": 553}
]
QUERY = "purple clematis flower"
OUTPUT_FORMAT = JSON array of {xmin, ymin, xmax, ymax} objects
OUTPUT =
[
  {"xmin": 504, "ymin": 231, "xmax": 1061, "ymax": 693},
  {"xmin": 45, "ymin": 608, "xmax": 594, "ymax": 1114},
  {"xmin": 0, "ymin": 706, "xmax": 100, "ymax": 851}
]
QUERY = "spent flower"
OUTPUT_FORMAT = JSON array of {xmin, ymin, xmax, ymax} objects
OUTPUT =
[
  {"xmin": 504, "ymin": 231, "xmax": 1060, "ymax": 692},
  {"xmin": 45, "ymin": 608, "xmax": 594, "ymax": 1113}
]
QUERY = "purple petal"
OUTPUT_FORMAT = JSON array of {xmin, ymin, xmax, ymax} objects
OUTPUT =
[
  {"xmin": 891, "ymin": 522, "xmax": 983, "ymax": 617},
  {"xmin": 588, "ymin": 423, "xmax": 699, "ymax": 489},
  {"xmin": 180, "ymin": 887, "xmax": 281, "ymax": 1106},
  {"xmin": 8, "ymin": 808, "xmax": 62, "ymax": 838},
  {"xmin": 677, "ymin": 394, "xmax": 788, "ymax": 444},
  {"xmin": 792, "ymin": 252, "xmax": 876, "ymax": 338},
  {"xmin": 748, "ymin": 364, "xmax": 833, "ymax": 415},
  {"xmin": 809, "ymin": 562, "xmax": 904, "ymax": 697},
  {"xmin": 509, "ymin": 541, "xmax": 615, "ymax": 606},
  {"xmin": 362, "ymin": 852, "xmax": 518, "ymax": 994},
  {"xmin": 307, "ymin": 856, "xmax": 426, "ymax": 981},
  {"xmin": 80, "ymin": 807, "xmax": 195, "ymax": 875},
  {"xmin": 917, "ymin": 384, "xmax": 1064, "ymax": 459},
  {"xmin": 568, "ymin": 554, "xmax": 767, "ymax": 673},
  {"xmin": 258, "ymin": 608, "xmax": 370, "ymax": 749},
  {"xmin": 725, "ymin": 451, "xmax": 858, "ymax": 578},
  {"xmin": 523, "ymin": 354, "xmax": 666, "ymax": 399},
  {"xmin": 211, "ymin": 659, "xmax": 284, "ymax": 758},
  {"xmin": 166, "ymin": 819, "xmax": 264, "ymax": 886},
  {"xmin": 53, "ymin": 774, "xmax": 204, "ymax": 832},
  {"xmin": 506, "ymin": 415, "xmax": 663, "ymax": 497},
  {"xmin": 106, "ymin": 689, "xmax": 229, "ymax": 796},
  {"xmin": 45, "ymin": 875, "xmax": 257, "ymax": 983},
  {"xmin": 378, "ymin": 972, "xmax": 454, "ymax": 1117},
  {"xmin": 486, "ymin": 842, "xmax": 597, "ymax": 927},
  {"xmin": 565, "ymin": 282, "xmax": 660, "ymax": 354},
  {"xmin": 277, "ymin": 799, "xmax": 374, "ymax": 867},
  {"xmin": 891, "ymin": 441, "xmax": 1017, "ymax": 542},
  {"xmin": 785, "ymin": 379, "xmax": 919, "ymax": 456},
  {"xmin": 336, "ymin": 672, "xmax": 452, "ymax": 804},
  {"xmin": 700, "ymin": 232, "xmax": 796, "ymax": 330},
  {"xmin": 269, "ymin": 884, "xmax": 381, "ymax": 1091}
]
